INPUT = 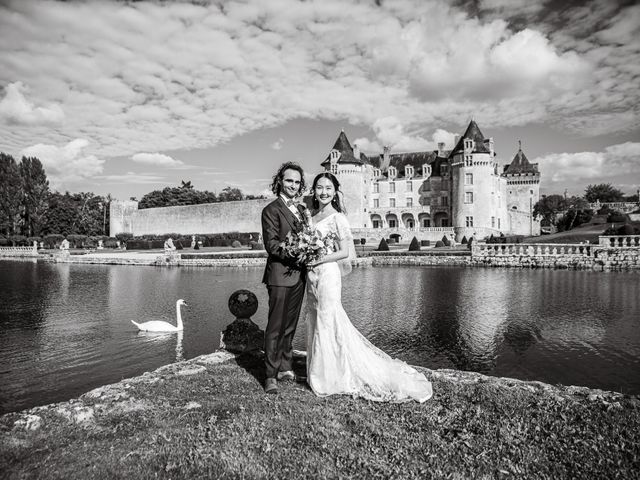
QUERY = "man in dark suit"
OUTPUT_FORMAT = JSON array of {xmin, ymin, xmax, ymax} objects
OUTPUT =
[{"xmin": 261, "ymin": 162, "xmax": 309, "ymax": 394}]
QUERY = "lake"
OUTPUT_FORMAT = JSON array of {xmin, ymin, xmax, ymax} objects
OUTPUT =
[{"xmin": 1, "ymin": 260, "xmax": 639, "ymax": 413}]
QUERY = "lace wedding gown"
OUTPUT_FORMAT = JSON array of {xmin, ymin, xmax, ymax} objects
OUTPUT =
[{"xmin": 306, "ymin": 213, "xmax": 433, "ymax": 403}]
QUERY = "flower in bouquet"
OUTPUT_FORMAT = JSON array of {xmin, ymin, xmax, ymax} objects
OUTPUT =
[{"xmin": 280, "ymin": 226, "xmax": 338, "ymax": 266}]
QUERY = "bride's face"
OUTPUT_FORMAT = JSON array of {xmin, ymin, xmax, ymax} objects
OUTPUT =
[{"xmin": 314, "ymin": 177, "xmax": 335, "ymax": 207}]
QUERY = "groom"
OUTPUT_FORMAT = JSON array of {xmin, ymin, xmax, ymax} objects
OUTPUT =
[{"xmin": 261, "ymin": 162, "xmax": 309, "ymax": 394}]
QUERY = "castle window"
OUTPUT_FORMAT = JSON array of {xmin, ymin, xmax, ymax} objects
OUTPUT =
[
  {"xmin": 422, "ymin": 164, "xmax": 431, "ymax": 177},
  {"xmin": 530, "ymin": 189, "xmax": 534, "ymax": 195},
  {"xmin": 441, "ymin": 165, "xmax": 448, "ymax": 175},
  {"xmin": 465, "ymin": 155, "xmax": 472, "ymax": 167},
  {"xmin": 389, "ymin": 182, "xmax": 396, "ymax": 193},
  {"xmin": 464, "ymin": 139, "xmax": 473, "ymax": 151},
  {"xmin": 406, "ymin": 197, "xmax": 413, "ymax": 207},
  {"xmin": 406, "ymin": 181, "xmax": 413, "ymax": 192},
  {"xmin": 373, "ymin": 183, "xmax": 379, "ymax": 193},
  {"xmin": 389, "ymin": 219, "xmax": 397, "ymax": 228},
  {"xmin": 373, "ymin": 168, "xmax": 381, "ymax": 178},
  {"xmin": 373, "ymin": 198, "xmax": 379, "ymax": 208},
  {"xmin": 373, "ymin": 219, "xmax": 381, "ymax": 228},
  {"xmin": 388, "ymin": 166, "xmax": 397, "ymax": 179},
  {"xmin": 465, "ymin": 173, "xmax": 473, "ymax": 185},
  {"xmin": 466, "ymin": 216, "xmax": 473, "ymax": 227},
  {"xmin": 405, "ymin": 165, "xmax": 414, "ymax": 178},
  {"xmin": 491, "ymin": 216, "xmax": 495, "ymax": 228},
  {"xmin": 330, "ymin": 163, "xmax": 338, "ymax": 175},
  {"xmin": 422, "ymin": 218, "xmax": 431, "ymax": 227},
  {"xmin": 441, "ymin": 196, "xmax": 448, "ymax": 206},
  {"xmin": 498, "ymin": 218, "xmax": 501, "ymax": 229},
  {"xmin": 465, "ymin": 192, "xmax": 473, "ymax": 204},
  {"xmin": 389, "ymin": 198, "xmax": 396, "ymax": 208}
]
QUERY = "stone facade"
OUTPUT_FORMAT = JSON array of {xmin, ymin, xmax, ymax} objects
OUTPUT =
[{"xmin": 323, "ymin": 121, "xmax": 541, "ymax": 242}]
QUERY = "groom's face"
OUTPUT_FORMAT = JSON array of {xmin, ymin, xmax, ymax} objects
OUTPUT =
[{"xmin": 281, "ymin": 168, "xmax": 302, "ymax": 199}]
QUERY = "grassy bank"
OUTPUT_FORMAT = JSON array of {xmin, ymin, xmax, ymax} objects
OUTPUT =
[{"xmin": 1, "ymin": 351, "xmax": 639, "ymax": 479}]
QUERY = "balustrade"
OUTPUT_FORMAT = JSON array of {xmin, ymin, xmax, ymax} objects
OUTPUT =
[
  {"xmin": 0, "ymin": 246, "xmax": 39, "ymax": 257},
  {"xmin": 472, "ymin": 243, "xmax": 593, "ymax": 257},
  {"xmin": 599, "ymin": 235, "xmax": 640, "ymax": 248}
]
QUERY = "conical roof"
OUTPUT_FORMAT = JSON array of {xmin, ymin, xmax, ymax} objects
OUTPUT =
[
  {"xmin": 504, "ymin": 144, "xmax": 539, "ymax": 175},
  {"xmin": 449, "ymin": 120, "xmax": 491, "ymax": 157},
  {"xmin": 321, "ymin": 130, "xmax": 367, "ymax": 165}
]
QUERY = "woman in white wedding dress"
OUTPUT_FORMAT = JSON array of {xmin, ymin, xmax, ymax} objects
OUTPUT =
[{"xmin": 305, "ymin": 173, "xmax": 432, "ymax": 403}]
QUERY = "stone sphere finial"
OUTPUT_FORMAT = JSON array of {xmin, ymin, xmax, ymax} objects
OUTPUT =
[{"xmin": 228, "ymin": 289, "xmax": 258, "ymax": 319}]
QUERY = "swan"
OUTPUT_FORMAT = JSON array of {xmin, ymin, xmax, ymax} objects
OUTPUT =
[{"xmin": 132, "ymin": 299, "xmax": 188, "ymax": 332}]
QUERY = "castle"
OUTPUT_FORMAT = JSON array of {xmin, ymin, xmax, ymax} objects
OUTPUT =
[
  {"xmin": 323, "ymin": 120, "xmax": 541, "ymax": 242},
  {"xmin": 111, "ymin": 120, "xmax": 541, "ymax": 242}
]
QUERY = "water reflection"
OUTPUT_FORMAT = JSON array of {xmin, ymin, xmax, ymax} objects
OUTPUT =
[{"xmin": 1, "ymin": 261, "xmax": 640, "ymax": 413}]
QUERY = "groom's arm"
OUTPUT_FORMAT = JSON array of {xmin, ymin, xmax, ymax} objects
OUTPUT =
[{"xmin": 262, "ymin": 208, "xmax": 287, "ymax": 261}]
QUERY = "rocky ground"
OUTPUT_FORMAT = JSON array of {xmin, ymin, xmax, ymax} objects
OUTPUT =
[{"xmin": 1, "ymin": 351, "xmax": 638, "ymax": 479}]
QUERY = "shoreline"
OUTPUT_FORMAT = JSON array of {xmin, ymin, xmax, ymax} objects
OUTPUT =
[
  {"xmin": 2, "ymin": 247, "xmax": 640, "ymax": 270},
  {"xmin": 2, "ymin": 350, "xmax": 638, "ymax": 478}
]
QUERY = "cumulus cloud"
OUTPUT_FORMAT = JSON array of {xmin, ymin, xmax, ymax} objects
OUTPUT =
[
  {"xmin": 534, "ymin": 142, "xmax": 640, "ymax": 192},
  {"xmin": 0, "ymin": 0, "xmax": 637, "ymax": 170},
  {"xmin": 355, "ymin": 118, "xmax": 457, "ymax": 154},
  {"xmin": 271, "ymin": 138, "xmax": 284, "ymax": 150},
  {"xmin": 0, "ymin": 82, "xmax": 64, "ymax": 125},
  {"xmin": 131, "ymin": 152, "xmax": 184, "ymax": 167},
  {"xmin": 20, "ymin": 139, "xmax": 104, "ymax": 189}
]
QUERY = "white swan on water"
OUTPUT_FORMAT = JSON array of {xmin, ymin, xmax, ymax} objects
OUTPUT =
[{"xmin": 131, "ymin": 299, "xmax": 187, "ymax": 332}]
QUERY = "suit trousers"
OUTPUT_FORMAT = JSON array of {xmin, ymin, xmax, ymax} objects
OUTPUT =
[{"xmin": 265, "ymin": 280, "xmax": 305, "ymax": 379}]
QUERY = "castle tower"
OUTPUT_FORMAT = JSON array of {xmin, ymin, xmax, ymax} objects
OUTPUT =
[
  {"xmin": 320, "ymin": 130, "xmax": 371, "ymax": 228},
  {"xmin": 450, "ymin": 120, "xmax": 500, "ymax": 241},
  {"xmin": 503, "ymin": 141, "xmax": 541, "ymax": 236}
]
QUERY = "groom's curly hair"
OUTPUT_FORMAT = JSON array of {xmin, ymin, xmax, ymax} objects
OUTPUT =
[{"xmin": 270, "ymin": 162, "xmax": 306, "ymax": 197}]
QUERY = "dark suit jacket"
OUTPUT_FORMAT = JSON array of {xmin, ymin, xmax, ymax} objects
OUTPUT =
[{"xmin": 261, "ymin": 197, "xmax": 308, "ymax": 286}]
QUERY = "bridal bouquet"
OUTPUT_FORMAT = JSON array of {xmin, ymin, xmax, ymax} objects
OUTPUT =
[{"xmin": 280, "ymin": 226, "xmax": 338, "ymax": 266}]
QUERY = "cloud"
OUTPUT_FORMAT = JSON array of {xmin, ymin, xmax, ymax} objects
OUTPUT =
[
  {"xmin": 131, "ymin": 152, "xmax": 184, "ymax": 167},
  {"xmin": 0, "ymin": 82, "xmax": 64, "ymax": 125},
  {"xmin": 355, "ymin": 117, "xmax": 457, "ymax": 154},
  {"xmin": 20, "ymin": 139, "xmax": 104, "ymax": 189},
  {"xmin": 95, "ymin": 172, "xmax": 169, "ymax": 185},
  {"xmin": 271, "ymin": 138, "xmax": 284, "ymax": 150},
  {"xmin": 0, "ymin": 0, "xmax": 637, "ymax": 164},
  {"xmin": 534, "ymin": 141, "xmax": 640, "ymax": 193}
]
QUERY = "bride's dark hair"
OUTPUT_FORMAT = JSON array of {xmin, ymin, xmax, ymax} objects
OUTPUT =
[{"xmin": 311, "ymin": 172, "xmax": 345, "ymax": 213}]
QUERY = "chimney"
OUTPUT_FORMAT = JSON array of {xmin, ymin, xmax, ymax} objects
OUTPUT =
[
  {"xmin": 437, "ymin": 142, "xmax": 445, "ymax": 156},
  {"xmin": 353, "ymin": 143, "xmax": 360, "ymax": 161},
  {"xmin": 453, "ymin": 134, "xmax": 460, "ymax": 149},
  {"xmin": 483, "ymin": 137, "xmax": 494, "ymax": 157},
  {"xmin": 382, "ymin": 145, "xmax": 390, "ymax": 171}
]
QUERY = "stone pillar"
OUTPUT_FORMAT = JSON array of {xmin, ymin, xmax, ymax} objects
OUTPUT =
[{"xmin": 219, "ymin": 290, "xmax": 264, "ymax": 353}]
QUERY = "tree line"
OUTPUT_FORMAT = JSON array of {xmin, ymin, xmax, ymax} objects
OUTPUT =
[
  {"xmin": 0, "ymin": 152, "xmax": 265, "ymax": 243},
  {"xmin": 533, "ymin": 183, "xmax": 639, "ymax": 232}
]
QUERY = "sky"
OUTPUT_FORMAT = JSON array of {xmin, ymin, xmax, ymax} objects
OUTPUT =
[{"xmin": 0, "ymin": 0, "xmax": 639, "ymax": 201}]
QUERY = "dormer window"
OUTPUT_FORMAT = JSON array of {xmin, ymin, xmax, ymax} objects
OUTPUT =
[
  {"xmin": 330, "ymin": 163, "xmax": 338, "ymax": 175},
  {"xmin": 405, "ymin": 165, "xmax": 414, "ymax": 178},
  {"xmin": 388, "ymin": 166, "xmax": 397, "ymax": 179},
  {"xmin": 422, "ymin": 164, "xmax": 431, "ymax": 177},
  {"xmin": 373, "ymin": 168, "xmax": 381, "ymax": 178},
  {"xmin": 464, "ymin": 139, "xmax": 474, "ymax": 151}
]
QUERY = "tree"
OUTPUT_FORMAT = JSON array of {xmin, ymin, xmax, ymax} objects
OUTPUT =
[
  {"xmin": 556, "ymin": 196, "xmax": 593, "ymax": 232},
  {"xmin": 218, "ymin": 187, "xmax": 243, "ymax": 202},
  {"xmin": 19, "ymin": 156, "xmax": 50, "ymax": 237},
  {"xmin": 41, "ymin": 191, "xmax": 106, "ymax": 236},
  {"xmin": 584, "ymin": 184, "xmax": 624, "ymax": 203},
  {"xmin": 533, "ymin": 194, "xmax": 567, "ymax": 226},
  {"xmin": 0, "ymin": 153, "xmax": 22, "ymax": 235}
]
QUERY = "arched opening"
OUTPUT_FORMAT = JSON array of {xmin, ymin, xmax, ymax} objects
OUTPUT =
[
  {"xmin": 401, "ymin": 213, "xmax": 416, "ymax": 230},
  {"xmin": 385, "ymin": 213, "xmax": 399, "ymax": 229},
  {"xmin": 433, "ymin": 212, "xmax": 449, "ymax": 227},
  {"xmin": 418, "ymin": 213, "xmax": 431, "ymax": 228},
  {"xmin": 370, "ymin": 214, "xmax": 383, "ymax": 229}
]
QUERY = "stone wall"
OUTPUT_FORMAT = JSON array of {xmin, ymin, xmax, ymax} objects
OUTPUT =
[{"xmin": 111, "ymin": 199, "xmax": 271, "ymax": 236}]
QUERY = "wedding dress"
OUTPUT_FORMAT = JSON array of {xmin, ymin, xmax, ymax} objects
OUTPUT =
[{"xmin": 306, "ymin": 212, "xmax": 433, "ymax": 403}]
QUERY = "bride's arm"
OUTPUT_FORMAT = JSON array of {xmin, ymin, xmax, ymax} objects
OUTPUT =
[{"xmin": 308, "ymin": 237, "xmax": 350, "ymax": 267}]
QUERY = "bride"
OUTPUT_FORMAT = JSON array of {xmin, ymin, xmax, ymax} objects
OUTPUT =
[{"xmin": 305, "ymin": 172, "xmax": 433, "ymax": 403}]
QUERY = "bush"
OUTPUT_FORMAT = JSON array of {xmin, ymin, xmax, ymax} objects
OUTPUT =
[
  {"xmin": 408, "ymin": 237, "xmax": 420, "ymax": 251},
  {"xmin": 460, "ymin": 236, "xmax": 468, "ymax": 244},
  {"xmin": 115, "ymin": 232, "xmax": 134, "ymax": 245},
  {"xmin": 618, "ymin": 224, "xmax": 636, "ymax": 235},
  {"xmin": 104, "ymin": 237, "xmax": 119, "ymax": 248},
  {"xmin": 607, "ymin": 211, "xmax": 627, "ymax": 223},
  {"xmin": 231, "ymin": 240, "xmax": 242, "ymax": 248},
  {"xmin": 250, "ymin": 242, "xmax": 265, "ymax": 250},
  {"xmin": 420, "ymin": 240, "xmax": 430, "ymax": 247},
  {"xmin": 0, "ymin": 237, "xmax": 9, "ymax": 246},
  {"xmin": 435, "ymin": 240, "xmax": 445, "ymax": 248},
  {"xmin": 376, "ymin": 238, "xmax": 389, "ymax": 251},
  {"xmin": 44, "ymin": 234, "xmax": 64, "ymax": 248},
  {"xmin": 441, "ymin": 235, "xmax": 450, "ymax": 247},
  {"xmin": 27, "ymin": 236, "xmax": 42, "ymax": 246},
  {"xmin": 67, "ymin": 234, "xmax": 87, "ymax": 248},
  {"xmin": 9, "ymin": 235, "xmax": 28, "ymax": 246}
]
